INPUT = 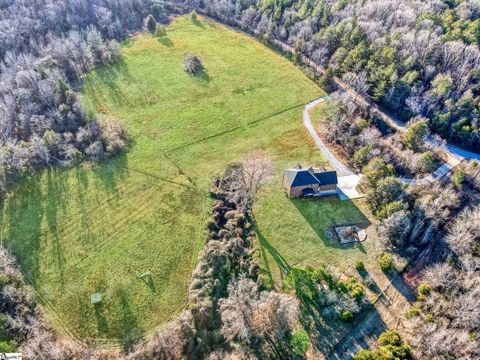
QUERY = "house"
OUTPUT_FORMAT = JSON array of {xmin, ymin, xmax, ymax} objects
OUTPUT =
[{"xmin": 283, "ymin": 164, "xmax": 338, "ymax": 198}]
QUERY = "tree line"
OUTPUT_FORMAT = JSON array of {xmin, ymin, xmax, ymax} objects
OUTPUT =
[{"xmin": 0, "ymin": 0, "xmax": 172, "ymax": 197}]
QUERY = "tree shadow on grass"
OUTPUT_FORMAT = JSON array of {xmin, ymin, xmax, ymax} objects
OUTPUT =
[
  {"xmin": 156, "ymin": 36, "xmax": 173, "ymax": 47},
  {"xmin": 291, "ymin": 197, "xmax": 370, "ymax": 250},
  {"xmin": 116, "ymin": 288, "xmax": 144, "ymax": 351},
  {"xmin": 84, "ymin": 58, "xmax": 131, "ymax": 106},
  {"xmin": 192, "ymin": 17, "xmax": 205, "ymax": 29},
  {"xmin": 2, "ymin": 175, "xmax": 44, "ymax": 285},
  {"xmin": 94, "ymin": 303, "xmax": 109, "ymax": 335},
  {"xmin": 253, "ymin": 222, "xmax": 290, "ymax": 285},
  {"xmin": 91, "ymin": 152, "xmax": 129, "ymax": 197},
  {"xmin": 138, "ymin": 273, "xmax": 156, "ymax": 293},
  {"xmin": 191, "ymin": 69, "xmax": 211, "ymax": 84}
]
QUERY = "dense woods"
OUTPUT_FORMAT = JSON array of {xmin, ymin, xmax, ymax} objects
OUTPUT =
[
  {"xmin": 0, "ymin": 0, "xmax": 169, "ymax": 195},
  {"xmin": 191, "ymin": 0, "xmax": 480, "ymax": 151}
]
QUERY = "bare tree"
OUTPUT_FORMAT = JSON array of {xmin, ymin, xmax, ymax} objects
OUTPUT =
[{"xmin": 234, "ymin": 152, "xmax": 273, "ymax": 206}]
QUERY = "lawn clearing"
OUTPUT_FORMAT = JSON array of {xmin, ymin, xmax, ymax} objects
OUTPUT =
[{"xmin": 0, "ymin": 15, "xmax": 325, "ymax": 345}]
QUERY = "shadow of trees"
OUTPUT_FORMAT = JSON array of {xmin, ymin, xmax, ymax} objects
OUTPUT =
[
  {"xmin": 291, "ymin": 197, "xmax": 370, "ymax": 250},
  {"xmin": 116, "ymin": 288, "xmax": 144, "ymax": 351}
]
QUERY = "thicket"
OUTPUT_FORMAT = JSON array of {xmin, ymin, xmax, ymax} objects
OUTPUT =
[
  {"xmin": 189, "ymin": 0, "xmax": 480, "ymax": 150},
  {"xmin": 283, "ymin": 266, "xmax": 369, "ymax": 324},
  {"xmin": 0, "ymin": 0, "xmax": 173, "ymax": 196},
  {"xmin": 404, "ymin": 206, "xmax": 480, "ymax": 359},
  {"xmin": 129, "ymin": 158, "xmax": 302, "ymax": 359},
  {"xmin": 353, "ymin": 330, "xmax": 412, "ymax": 360}
]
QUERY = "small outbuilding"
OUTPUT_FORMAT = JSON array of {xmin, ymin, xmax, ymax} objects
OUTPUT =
[{"xmin": 283, "ymin": 164, "xmax": 338, "ymax": 198}]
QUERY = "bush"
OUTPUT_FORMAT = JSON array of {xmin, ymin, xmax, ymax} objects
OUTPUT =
[
  {"xmin": 319, "ymin": 66, "xmax": 335, "ymax": 92},
  {"xmin": 417, "ymin": 283, "xmax": 431, "ymax": 296},
  {"xmin": 354, "ymin": 330, "xmax": 412, "ymax": 360},
  {"xmin": 378, "ymin": 253, "xmax": 394, "ymax": 272},
  {"xmin": 453, "ymin": 170, "xmax": 464, "ymax": 189},
  {"xmin": 144, "ymin": 14, "xmax": 157, "ymax": 34},
  {"xmin": 425, "ymin": 313, "xmax": 434, "ymax": 322},
  {"xmin": 377, "ymin": 201, "xmax": 405, "ymax": 220},
  {"xmin": 353, "ymin": 349, "xmax": 375, "ymax": 360},
  {"xmin": 191, "ymin": 10, "xmax": 198, "ymax": 22},
  {"xmin": 291, "ymin": 329, "xmax": 310, "ymax": 356},
  {"xmin": 183, "ymin": 54, "xmax": 204, "ymax": 75},
  {"xmin": 403, "ymin": 117, "xmax": 429, "ymax": 151},
  {"xmin": 405, "ymin": 306, "xmax": 420, "ymax": 318},
  {"xmin": 155, "ymin": 24, "xmax": 166, "ymax": 37},
  {"xmin": 353, "ymin": 146, "xmax": 373, "ymax": 169},
  {"xmin": 0, "ymin": 340, "xmax": 17, "ymax": 353},
  {"xmin": 417, "ymin": 151, "xmax": 436, "ymax": 173},
  {"xmin": 355, "ymin": 260, "xmax": 365, "ymax": 272},
  {"xmin": 340, "ymin": 310, "xmax": 353, "ymax": 322},
  {"xmin": 378, "ymin": 330, "xmax": 402, "ymax": 346}
]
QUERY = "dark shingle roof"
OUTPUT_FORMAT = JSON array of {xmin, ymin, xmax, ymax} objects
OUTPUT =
[
  {"xmin": 284, "ymin": 166, "xmax": 338, "ymax": 187},
  {"xmin": 284, "ymin": 169, "xmax": 319, "ymax": 187},
  {"xmin": 314, "ymin": 171, "xmax": 338, "ymax": 185}
]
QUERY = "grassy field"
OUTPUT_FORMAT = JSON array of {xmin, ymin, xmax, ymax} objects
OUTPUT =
[
  {"xmin": 0, "ymin": 15, "xmax": 326, "ymax": 346},
  {"xmin": 0, "ymin": 15, "xmax": 381, "ymax": 347}
]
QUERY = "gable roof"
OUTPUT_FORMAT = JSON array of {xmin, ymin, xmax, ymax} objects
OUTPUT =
[
  {"xmin": 284, "ymin": 168, "xmax": 319, "ymax": 187},
  {"xmin": 314, "ymin": 171, "xmax": 338, "ymax": 185},
  {"xmin": 284, "ymin": 166, "xmax": 338, "ymax": 187}
]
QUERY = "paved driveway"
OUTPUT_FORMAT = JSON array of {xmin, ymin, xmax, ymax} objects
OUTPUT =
[
  {"xmin": 337, "ymin": 175, "xmax": 363, "ymax": 201},
  {"xmin": 303, "ymin": 98, "xmax": 354, "ymax": 176}
]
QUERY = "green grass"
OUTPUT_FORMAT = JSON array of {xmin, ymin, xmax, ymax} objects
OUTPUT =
[
  {"xmin": 0, "ymin": 15, "xmax": 326, "ymax": 345},
  {"xmin": 253, "ymin": 187, "xmax": 377, "ymax": 288},
  {"xmin": 0, "ymin": 15, "xmax": 378, "ymax": 346}
]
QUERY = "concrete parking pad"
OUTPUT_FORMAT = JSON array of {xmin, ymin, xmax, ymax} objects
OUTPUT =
[{"xmin": 337, "ymin": 175, "xmax": 363, "ymax": 200}]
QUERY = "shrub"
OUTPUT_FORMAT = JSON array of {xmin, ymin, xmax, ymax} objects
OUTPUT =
[
  {"xmin": 0, "ymin": 274, "xmax": 12, "ymax": 288},
  {"xmin": 378, "ymin": 253, "xmax": 394, "ymax": 272},
  {"xmin": 453, "ymin": 170, "xmax": 464, "ymax": 189},
  {"xmin": 417, "ymin": 283, "xmax": 431, "ymax": 296},
  {"xmin": 319, "ymin": 66, "xmax": 335, "ymax": 92},
  {"xmin": 191, "ymin": 10, "xmax": 198, "ymax": 22},
  {"xmin": 155, "ymin": 24, "xmax": 166, "ymax": 37},
  {"xmin": 355, "ymin": 260, "xmax": 365, "ymax": 272},
  {"xmin": 377, "ymin": 201, "xmax": 405, "ymax": 219},
  {"xmin": 353, "ymin": 349, "xmax": 375, "ymax": 360},
  {"xmin": 340, "ymin": 310, "xmax": 353, "ymax": 322},
  {"xmin": 353, "ymin": 146, "xmax": 373, "ymax": 169},
  {"xmin": 183, "ymin": 54, "xmax": 204, "ymax": 75},
  {"xmin": 291, "ymin": 329, "xmax": 310, "ymax": 356},
  {"xmin": 0, "ymin": 340, "xmax": 17, "ymax": 353},
  {"xmin": 144, "ymin": 14, "xmax": 157, "ymax": 34},
  {"xmin": 403, "ymin": 117, "xmax": 429, "ymax": 151},
  {"xmin": 425, "ymin": 314, "xmax": 434, "ymax": 322},
  {"xmin": 405, "ymin": 306, "xmax": 420, "ymax": 318},
  {"xmin": 417, "ymin": 151, "xmax": 436, "ymax": 173},
  {"xmin": 354, "ymin": 330, "xmax": 412, "ymax": 360},
  {"xmin": 378, "ymin": 330, "xmax": 402, "ymax": 346}
]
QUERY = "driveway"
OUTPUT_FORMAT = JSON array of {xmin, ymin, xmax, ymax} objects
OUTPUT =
[
  {"xmin": 337, "ymin": 175, "xmax": 363, "ymax": 201},
  {"xmin": 304, "ymin": 98, "xmax": 354, "ymax": 177},
  {"xmin": 304, "ymin": 98, "xmax": 362, "ymax": 200},
  {"xmin": 302, "ymin": 97, "xmax": 473, "ymax": 190}
]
